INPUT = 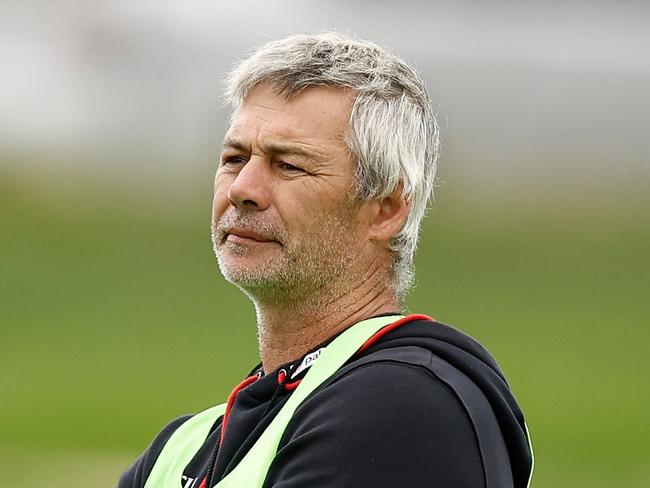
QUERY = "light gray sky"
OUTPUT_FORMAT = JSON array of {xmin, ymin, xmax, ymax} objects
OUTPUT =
[{"xmin": 1, "ymin": 0, "xmax": 648, "ymax": 196}]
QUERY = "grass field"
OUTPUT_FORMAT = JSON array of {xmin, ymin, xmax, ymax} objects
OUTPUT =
[{"xmin": 1, "ymin": 168, "xmax": 648, "ymax": 486}]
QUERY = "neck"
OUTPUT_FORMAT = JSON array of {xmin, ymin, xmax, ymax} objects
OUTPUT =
[{"xmin": 253, "ymin": 263, "xmax": 400, "ymax": 373}]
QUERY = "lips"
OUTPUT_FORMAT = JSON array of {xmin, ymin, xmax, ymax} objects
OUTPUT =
[{"xmin": 224, "ymin": 227, "xmax": 276, "ymax": 244}]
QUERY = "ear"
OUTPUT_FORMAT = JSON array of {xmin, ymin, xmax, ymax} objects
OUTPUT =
[{"xmin": 368, "ymin": 187, "xmax": 411, "ymax": 244}]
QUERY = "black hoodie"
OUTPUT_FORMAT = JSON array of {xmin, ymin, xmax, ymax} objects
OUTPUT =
[{"xmin": 119, "ymin": 316, "xmax": 533, "ymax": 488}]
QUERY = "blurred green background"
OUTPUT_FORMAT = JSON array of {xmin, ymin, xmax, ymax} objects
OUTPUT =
[
  {"xmin": 1, "ymin": 1, "xmax": 649, "ymax": 486},
  {"xmin": 2, "ymin": 163, "xmax": 648, "ymax": 487}
]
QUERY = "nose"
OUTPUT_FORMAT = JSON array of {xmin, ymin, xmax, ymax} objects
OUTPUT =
[{"xmin": 227, "ymin": 157, "xmax": 272, "ymax": 211}]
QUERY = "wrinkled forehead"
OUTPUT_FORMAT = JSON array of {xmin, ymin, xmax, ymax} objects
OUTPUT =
[{"xmin": 226, "ymin": 82, "xmax": 356, "ymax": 141}]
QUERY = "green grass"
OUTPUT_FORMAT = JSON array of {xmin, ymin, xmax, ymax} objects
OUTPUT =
[{"xmin": 1, "ymin": 169, "xmax": 648, "ymax": 486}]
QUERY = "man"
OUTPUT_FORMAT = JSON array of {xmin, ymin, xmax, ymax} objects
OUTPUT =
[{"xmin": 119, "ymin": 32, "xmax": 533, "ymax": 487}]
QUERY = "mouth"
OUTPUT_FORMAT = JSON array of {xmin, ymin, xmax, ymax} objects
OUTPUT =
[{"xmin": 223, "ymin": 227, "xmax": 278, "ymax": 246}]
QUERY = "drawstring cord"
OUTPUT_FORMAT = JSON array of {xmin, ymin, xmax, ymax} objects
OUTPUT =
[{"xmin": 201, "ymin": 372, "xmax": 261, "ymax": 488}]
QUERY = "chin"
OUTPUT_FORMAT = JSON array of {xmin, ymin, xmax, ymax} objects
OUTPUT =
[{"xmin": 217, "ymin": 253, "xmax": 279, "ymax": 284}]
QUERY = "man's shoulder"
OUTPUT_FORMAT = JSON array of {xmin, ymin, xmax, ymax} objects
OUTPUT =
[
  {"xmin": 118, "ymin": 414, "xmax": 194, "ymax": 488},
  {"xmin": 314, "ymin": 343, "xmax": 478, "ymax": 417},
  {"xmin": 271, "ymin": 345, "xmax": 497, "ymax": 486},
  {"xmin": 326, "ymin": 316, "xmax": 506, "ymax": 400},
  {"xmin": 308, "ymin": 341, "xmax": 491, "ymax": 431},
  {"xmin": 270, "ymin": 319, "xmax": 529, "ymax": 487}
]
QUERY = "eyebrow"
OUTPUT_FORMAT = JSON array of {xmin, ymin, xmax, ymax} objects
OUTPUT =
[{"xmin": 223, "ymin": 137, "xmax": 316, "ymax": 160}]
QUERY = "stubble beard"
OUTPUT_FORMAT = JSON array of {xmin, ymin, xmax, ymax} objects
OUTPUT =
[{"xmin": 212, "ymin": 206, "xmax": 362, "ymax": 309}]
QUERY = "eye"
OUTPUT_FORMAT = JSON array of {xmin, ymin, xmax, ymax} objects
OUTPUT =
[
  {"xmin": 221, "ymin": 156, "xmax": 247, "ymax": 167},
  {"xmin": 279, "ymin": 162, "xmax": 304, "ymax": 172}
]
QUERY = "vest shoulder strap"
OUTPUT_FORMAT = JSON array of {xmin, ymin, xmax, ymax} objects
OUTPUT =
[{"xmin": 144, "ymin": 403, "xmax": 227, "ymax": 488}]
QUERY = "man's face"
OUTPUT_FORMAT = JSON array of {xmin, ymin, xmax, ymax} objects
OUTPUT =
[{"xmin": 211, "ymin": 83, "xmax": 369, "ymax": 303}]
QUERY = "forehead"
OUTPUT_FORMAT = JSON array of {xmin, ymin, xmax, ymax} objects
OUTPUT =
[{"xmin": 225, "ymin": 83, "xmax": 356, "ymax": 148}]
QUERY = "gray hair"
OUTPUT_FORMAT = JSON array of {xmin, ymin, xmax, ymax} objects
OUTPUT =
[{"xmin": 224, "ymin": 32, "xmax": 439, "ymax": 300}]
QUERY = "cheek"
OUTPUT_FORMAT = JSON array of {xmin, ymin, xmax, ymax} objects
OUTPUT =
[
  {"xmin": 289, "ymin": 197, "xmax": 353, "ymax": 237},
  {"xmin": 274, "ymin": 186, "xmax": 314, "ymax": 228},
  {"xmin": 212, "ymin": 173, "xmax": 232, "ymax": 218}
]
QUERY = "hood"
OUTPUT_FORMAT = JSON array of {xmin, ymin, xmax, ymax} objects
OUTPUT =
[{"xmin": 364, "ymin": 317, "xmax": 533, "ymax": 488}]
